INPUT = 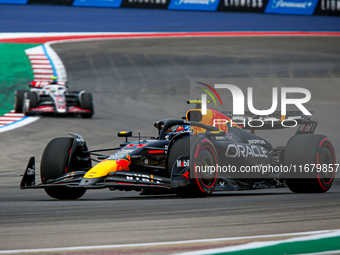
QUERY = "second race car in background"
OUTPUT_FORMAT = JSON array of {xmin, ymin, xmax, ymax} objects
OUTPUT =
[{"xmin": 14, "ymin": 78, "xmax": 94, "ymax": 118}]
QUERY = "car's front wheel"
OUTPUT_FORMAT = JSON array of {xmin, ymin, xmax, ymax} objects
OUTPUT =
[
  {"xmin": 41, "ymin": 137, "xmax": 86, "ymax": 200},
  {"xmin": 14, "ymin": 89, "xmax": 28, "ymax": 113},
  {"xmin": 167, "ymin": 136, "xmax": 218, "ymax": 197}
]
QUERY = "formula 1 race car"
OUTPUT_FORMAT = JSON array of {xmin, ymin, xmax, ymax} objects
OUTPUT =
[
  {"xmin": 20, "ymin": 101, "xmax": 336, "ymax": 199},
  {"xmin": 14, "ymin": 78, "xmax": 94, "ymax": 118}
]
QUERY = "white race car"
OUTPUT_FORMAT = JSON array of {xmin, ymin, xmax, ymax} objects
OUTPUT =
[{"xmin": 15, "ymin": 79, "xmax": 94, "ymax": 118}]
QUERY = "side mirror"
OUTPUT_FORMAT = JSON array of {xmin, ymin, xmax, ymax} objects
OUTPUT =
[
  {"xmin": 117, "ymin": 131, "xmax": 132, "ymax": 137},
  {"xmin": 118, "ymin": 131, "xmax": 132, "ymax": 142}
]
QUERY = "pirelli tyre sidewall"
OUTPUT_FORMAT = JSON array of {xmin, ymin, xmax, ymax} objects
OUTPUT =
[
  {"xmin": 284, "ymin": 134, "xmax": 336, "ymax": 193},
  {"xmin": 167, "ymin": 136, "xmax": 219, "ymax": 197},
  {"xmin": 191, "ymin": 137, "xmax": 219, "ymax": 195},
  {"xmin": 40, "ymin": 137, "xmax": 86, "ymax": 200}
]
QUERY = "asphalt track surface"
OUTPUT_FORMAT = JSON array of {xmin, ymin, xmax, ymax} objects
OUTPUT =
[{"xmin": 1, "ymin": 36, "xmax": 340, "ymax": 253}]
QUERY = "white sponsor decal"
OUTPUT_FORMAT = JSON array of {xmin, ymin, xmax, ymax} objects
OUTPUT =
[
  {"xmin": 298, "ymin": 123, "xmax": 316, "ymax": 132},
  {"xmin": 76, "ymin": 136, "xmax": 85, "ymax": 145},
  {"xmin": 215, "ymin": 136, "xmax": 227, "ymax": 141},
  {"xmin": 321, "ymin": 0, "xmax": 340, "ymax": 11},
  {"xmin": 177, "ymin": 159, "xmax": 190, "ymax": 167},
  {"xmin": 175, "ymin": 0, "xmax": 216, "ymax": 5},
  {"xmin": 248, "ymin": 139, "xmax": 266, "ymax": 145},
  {"xmin": 109, "ymin": 150, "xmax": 134, "ymax": 160},
  {"xmin": 126, "ymin": 173, "xmax": 162, "ymax": 183},
  {"xmin": 225, "ymin": 144, "xmax": 268, "ymax": 158},
  {"xmin": 272, "ymin": 0, "xmax": 313, "ymax": 8},
  {"xmin": 27, "ymin": 167, "xmax": 35, "ymax": 175},
  {"xmin": 128, "ymin": 0, "xmax": 167, "ymax": 3},
  {"xmin": 224, "ymin": 0, "xmax": 263, "ymax": 8}
]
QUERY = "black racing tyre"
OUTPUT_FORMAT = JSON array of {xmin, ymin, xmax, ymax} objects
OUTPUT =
[
  {"xmin": 167, "ymin": 136, "xmax": 190, "ymax": 177},
  {"xmin": 14, "ymin": 89, "xmax": 28, "ymax": 113},
  {"xmin": 284, "ymin": 134, "xmax": 336, "ymax": 193},
  {"xmin": 41, "ymin": 137, "xmax": 86, "ymax": 200},
  {"xmin": 24, "ymin": 91, "xmax": 38, "ymax": 115},
  {"xmin": 25, "ymin": 92, "xmax": 38, "ymax": 108},
  {"xmin": 80, "ymin": 93, "xmax": 94, "ymax": 118},
  {"xmin": 167, "ymin": 136, "xmax": 218, "ymax": 197}
]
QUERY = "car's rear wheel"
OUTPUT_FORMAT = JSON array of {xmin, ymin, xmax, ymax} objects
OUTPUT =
[
  {"xmin": 284, "ymin": 134, "xmax": 336, "ymax": 193},
  {"xmin": 167, "ymin": 136, "xmax": 218, "ymax": 197},
  {"xmin": 14, "ymin": 89, "xmax": 28, "ymax": 113},
  {"xmin": 80, "ymin": 93, "xmax": 94, "ymax": 118},
  {"xmin": 41, "ymin": 137, "xmax": 86, "ymax": 200}
]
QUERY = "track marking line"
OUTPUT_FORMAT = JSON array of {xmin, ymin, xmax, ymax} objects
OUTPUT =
[
  {"xmin": 175, "ymin": 229, "xmax": 340, "ymax": 255},
  {"xmin": 1, "ymin": 32, "xmax": 340, "ymax": 44},
  {"xmin": 296, "ymin": 250, "xmax": 340, "ymax": 255},
  {"xmin": 0, "ymin": 230, "xmax": 335, "ymax": 254},
  {"xmin": 0, "ymin": 115, "xmax": 40, "ymax": 134}
]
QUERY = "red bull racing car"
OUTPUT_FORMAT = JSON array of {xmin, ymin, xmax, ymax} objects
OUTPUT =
[
  {"xmin": 20, "ymin": 101, "xmax": 336, "ymax": 199},
  {"xmin": 14, "ymin": 78, "xmax": 94, "ymax": 118}
]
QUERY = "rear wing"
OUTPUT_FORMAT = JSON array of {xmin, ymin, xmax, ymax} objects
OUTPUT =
[{"xmin": 223, "ymin": 110, "xmax": 317, "ymax": 134}]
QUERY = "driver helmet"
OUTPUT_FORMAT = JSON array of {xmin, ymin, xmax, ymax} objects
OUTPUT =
[
  {"xmin": 50, "ymin": 77, "xmax": 58, "ymax": 84},
  {"xmin": 174, "ymin": 125, "xmax": 190, "ymax": 133},
  {"xmin": 167, "ymin": 125, "xmax": 191, "ymax": 139}
]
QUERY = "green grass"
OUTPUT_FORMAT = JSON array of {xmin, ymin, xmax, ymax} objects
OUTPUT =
[
  {"xmin": 0, "ymin": 43, "xmax": 40, "ymax": 116},
  {"xmin": 211, "ymin": 235, "xmax": 340, "ymax": 255}
]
